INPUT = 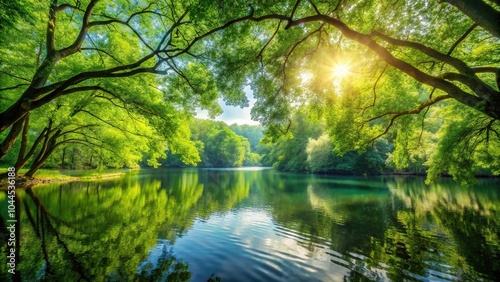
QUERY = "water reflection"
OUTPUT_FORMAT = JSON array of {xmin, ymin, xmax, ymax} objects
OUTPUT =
[
  {"xmin": 0, "ymin": 170, "xmax": 498, "ymax": 281},
  {"xmin": 386, "ymin": 178, "xmax": 500, "ymax": 281},
  {"xmin": 0, "ymin": 175, "xmax": 200, "ymax": 281}
]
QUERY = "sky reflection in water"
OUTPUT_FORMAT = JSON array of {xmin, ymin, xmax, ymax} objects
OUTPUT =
[{"xmin": 0, "ymin": 168, "xmax": 499, "ymax": 281}]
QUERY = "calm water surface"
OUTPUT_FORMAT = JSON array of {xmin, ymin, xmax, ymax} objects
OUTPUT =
[{"xmin": 1, "ymin": 168, "xmax": 499, "ymax": 281}]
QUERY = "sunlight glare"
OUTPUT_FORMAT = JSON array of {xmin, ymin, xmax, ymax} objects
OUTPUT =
[
  {"xmin": 299, "ymin": 71, "xmax": 313, "ymax": 84},
  {"xmin": 332, "ymin": 63, "xmax": 351, "ymax": 78}
]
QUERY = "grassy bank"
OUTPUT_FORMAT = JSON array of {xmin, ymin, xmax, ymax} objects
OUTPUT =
[{"xmin": 0, "ymin": 168, "xmax": 127, "ymax": 189}]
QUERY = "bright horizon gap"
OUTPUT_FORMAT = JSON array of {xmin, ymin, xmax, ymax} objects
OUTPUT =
[{"xmin": 195, "ymin": 86, "xmax": 260, "ymax": 125}]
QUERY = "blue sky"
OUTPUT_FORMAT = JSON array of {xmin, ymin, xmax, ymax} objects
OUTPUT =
[{"xmin": 195, "ymin": 87, "xmax": 260, "ymax": 125}]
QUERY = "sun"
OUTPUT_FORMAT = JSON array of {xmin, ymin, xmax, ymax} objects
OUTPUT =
[{"xmin": 332, "ymin": 63, "xmax": 351, "ymax": 78}]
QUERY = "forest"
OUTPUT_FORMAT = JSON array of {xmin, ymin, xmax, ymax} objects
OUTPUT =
[{"xmin": 0, "ymin": 0, "xmax": 499, "ymax": 184}]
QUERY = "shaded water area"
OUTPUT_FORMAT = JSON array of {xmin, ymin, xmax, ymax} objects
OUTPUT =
[{"xmin": 1, "ymin": 168, "xmax": 499, "ymax": 281}]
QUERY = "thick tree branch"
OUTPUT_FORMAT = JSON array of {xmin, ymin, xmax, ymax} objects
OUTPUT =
[
  {"xmin": 17, "ymin": 126, "xmax": 50, "ymax": 171},
  {"xmin": 472, "ymin": 67, "xmax": 499, "ymax": 73},
  {"xmin": 34, "ymin": 53, "xmax": 157, "ymax": 95},
  {"xmin": 58, "ymin": 0, "xmax": 99, "ymax": 58},
  {"xmin": 0, "ymin": 116, "xmax": 26, "ymax": 159},
  {"xmin": 441, "ymin": 72, "xmax": 499, "ymax": 101},
  {"xmin": 15, "ymin": 113, "xmax": 30, "ymax": 168},
  {"xmin": 368, "ymin": 95, "xmax": 452, "ymax": 141},
  {"xmin": 446, "ymin": 23, "xmax": 478, "ymax": 56},
  {"xmin": 443, "ymin": 0, "xmax": 500, "ymax": 38},
  {"xmin": 30, "ymin": 62, "xmax": 171, "ymax": 112},
  {"xmin": 366, "ymin": 94, "xmax": 452, "ymax": 123},
  {"xmin": 369, "ymin": 31, "xmax": 473, "ymax": 75},
  {"xmin": 46, "ymin": 0, "xmax": 57, "ymax": 55}
]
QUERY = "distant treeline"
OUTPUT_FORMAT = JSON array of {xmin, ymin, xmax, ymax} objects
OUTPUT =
[
  {"xmin": 165, "ymin": 116, "xmax": 419, "ymax": 175},
  {"xmin": 17, "ymin": 116, "xmax": 422, "ymax": 175},
  {"xmin": 2, "ymin": 114, "xmax": 493, "ymax": 178},
  {"xmin": 162, "ymin": 120, "xmax": 262, "ymax": 168},
  {"xmin": 166, "ymin": 115, "xmax": 494, "ymax": 177}
]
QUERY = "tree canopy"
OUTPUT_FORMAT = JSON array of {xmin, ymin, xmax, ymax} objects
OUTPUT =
[
  {"xmin": 194, "ymin": 0, "xmax": 500, "ymax": 183},
  {"xmin": 0, "ymin": 0, "xmax": 237, "ymax": 174},
  {"xmin": 0, "ymin": 0, "xmax": 499, "ymax": 183}
]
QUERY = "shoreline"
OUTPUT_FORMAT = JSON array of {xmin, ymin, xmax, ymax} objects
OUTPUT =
[
  {"xmin": 1, "ymin": 167, "xmax": 498, "ymax": 190},
  {"xmin": 0, "ymin": 172, "xmax": 124, "ymax": 190}
]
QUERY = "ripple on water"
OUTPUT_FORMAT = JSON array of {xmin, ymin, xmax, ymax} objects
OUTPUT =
[
  {"xmin": 170, "ymin": 208, "xmax": 351, "ymax": 281},
  {"xmin": 167, "ymin": 207, "xmax": 466, "ymax": 282},
  {"xmin": 272, "ymin": 224, "xmax": 395, "ymax": 281}
]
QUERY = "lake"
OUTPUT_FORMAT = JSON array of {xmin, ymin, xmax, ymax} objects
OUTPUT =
[{"xmin": 1, "ymin": 168, "xmax": 499, "ymax": 281}]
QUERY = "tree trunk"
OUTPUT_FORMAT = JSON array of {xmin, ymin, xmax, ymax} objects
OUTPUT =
[
  {"xmin": 443, "ymin": 0, "xmax": 500, "ymax": 38},
  {"xmin": 61, "ymin": 147, "xmax": 66, "ymax": 168},
  {"xmin": 0, "ymin": 55, "xmax": 57, "ymax": 157},
  {"xmin": 14, "ymin": 126, "xmax": 50, "ymax": 172},
  {"xmin": 25, "ymin": 130, "xmax": 61, "ymax": 177},
  {"xmin": 60, "ymin": 136, "xmax": 66, "ymax": 168},
  {"xmin": 25, "ymin": 149, "xmax": 52, "ymax": 177},
  {"xmin": 0, "ymin": 114, "xmax": 26, "ymax": 159},
  {"xmin": 14, "ymin": 113, "xmax": 30, "ymax": 170}
]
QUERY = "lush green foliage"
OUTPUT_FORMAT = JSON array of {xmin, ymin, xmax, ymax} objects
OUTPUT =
[
  {"xmin": 426, "ymin": 105, "xmax": 500, "ymax": 185},
  {"xmin": 192, "ymin": 0, "xmax": 500, "ymax": 183},
  {"xmin": 262, "ymin": 112, "xmax": 390, "ymax": 175},
  {"xmin": 0, "ymin": 0, "xmax": 498, "ymax": 182},
  {"xmin": 185, "ymin": 119, "xmax": 260, "ymax": 168},
  {"xmin": 261, "ymin": 112, "xmax": 321, "ymax": 171},
  {"xmin": 229, "ymin": 124, "xmax": 264, "ymax": 151},
  {"xmin": 306, "ymin": 134, "xmax": 388, "ymax": 175},
  {"xmin": 0, "ymin": 87, "xmax": 199, "ymax": 174},
  {"xmin": 0, "ymin": 0, "xmax": 34, "ymax": 35},
  {"xmin": 0, "ymin": 0, "xmax": 230, "ymax": 175}
]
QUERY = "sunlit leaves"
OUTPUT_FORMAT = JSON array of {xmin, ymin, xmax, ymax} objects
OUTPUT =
[
  {"xmin": 263, "ymin": 112, "xmax": 322, "ymax": 171},
  {"xmin": 189, "ymin": 0, "xmax": 499, "ymax": 182},
  {"xmin": 0, "ymin": 0, "xmax": 244, "ymax": 171},
  {"xmin": 1, "ymin": 0, "xmax": 498, "ymax": 181},
  {"xmin": 189, "ymin": 120, "xmax": 251, "ymax": 167},
  {"xmin": 426, "ymin": 104, "xmax": 500, "ymax": 185}
]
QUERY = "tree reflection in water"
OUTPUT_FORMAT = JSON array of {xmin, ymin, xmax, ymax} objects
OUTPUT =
[
  {"xmin": 298, "ymin": 176, "xmax": 500, "ymax": 281},
  {"xmin": 0, "ymin": 173, "xmax": 204, "ymax": 281},
  {"xmin": 0, "ymin": 170, "xmax": 498, "ymax": 281}
]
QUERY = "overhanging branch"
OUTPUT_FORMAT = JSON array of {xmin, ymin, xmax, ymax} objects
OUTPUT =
[{"xmin": 367, "ymin": 94, "xmax": 452, "ymax": 142}]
